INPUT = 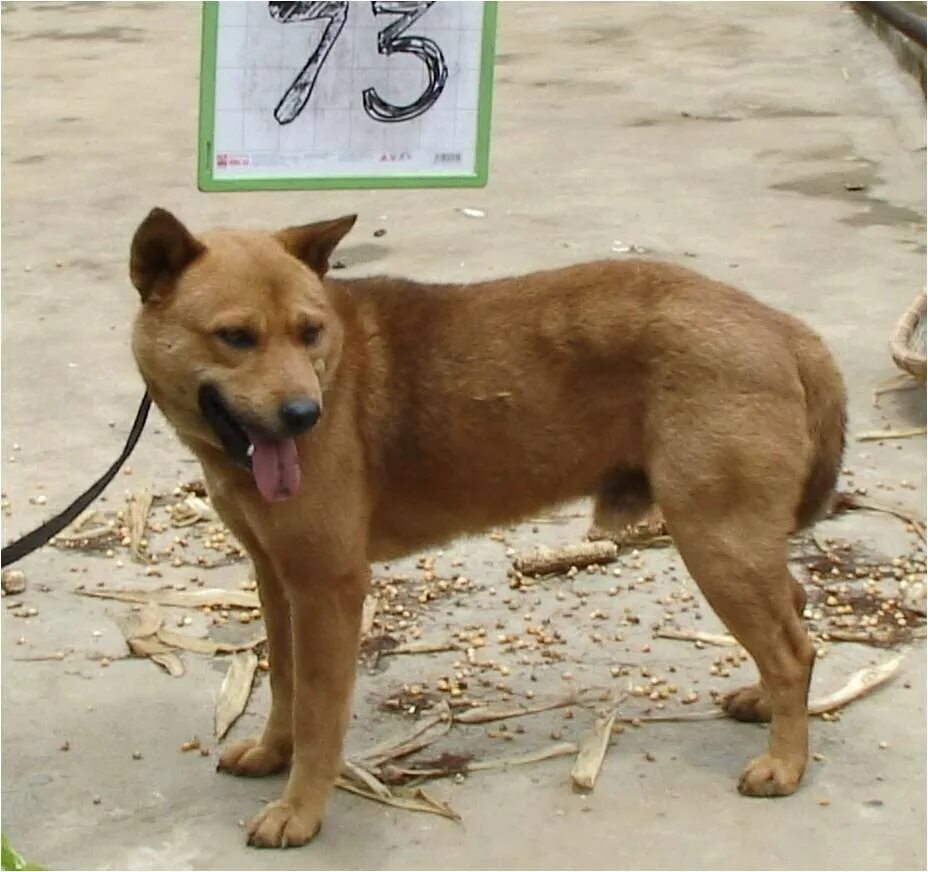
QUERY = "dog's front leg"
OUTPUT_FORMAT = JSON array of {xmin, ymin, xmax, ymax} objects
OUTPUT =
[
  {"xmin": 247, "ymin": 566, "xmax": 368, "ymax": 849},
  {"xmin": 218, "ymin": 551, "xmax": 293, "ymax": 776}
]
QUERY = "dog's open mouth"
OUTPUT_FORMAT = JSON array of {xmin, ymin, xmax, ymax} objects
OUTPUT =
[{"xmin": 198, "ymin": 385, "xmax": 301, "ymax": 503}]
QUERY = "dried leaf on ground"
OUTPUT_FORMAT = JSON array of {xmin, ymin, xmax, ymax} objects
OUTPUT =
[
  {"xmin": 335, "ymin": 778, "xmax": 460, "ymax": 821},
  {"xmin": 872, "ymin": 373, "xmax": 920, "ymax": 405},
  {"xmin": 341, "ymin": 759, "xmax": 393, "ymax": 798},
  {"xmin": 148, "ymin": 650, "xmax": 185, "ymax": 677},
  {"xmin": 614, "ymin": 655, "xmax": 906, "ymax": 724},
  {"xmin": 378, "ymin": 752, "xmax": 473, "ymax": 785},
  {"xmin": 111, "ymin": 602, "xmax": 163, "ymax": 640},
  {"xmin": 215, "ymin": 651, "xmax": 258, "ymax": 738},
  {"xmin": 614, "ymin": 710, "xmax": 724, "ymax": 724},
  {"xmin": 808, "ymin": 653, "xmax": 905, "ymax": 715},
  {"xmin": 656, "ymin": 628, "xmax": 737, "ymax": 647},
  {"xmin": 855, "ymin": 426, "xmax": 927, "ymax": 442},
  {"xmin": 513, "ymin": 541, "xmax": 618, "ymax": 576},
  {"xmin": 61, "ymin": 509, "xmax": 101, "ymax": 537},
  {"xmin": 385, "ymin": 640, "xmax": 460, "ymax": 656},
  {"xmin": 824, "ymin": 627, "xmax": 925, "ymax": 647},
  {"xmin": 110, "ymin": 604, "xmax": 185, "ymax": 677},
  {"xmin": 170, "ymin": 494, "xmax": 217, "ymax": 527},
  {"xmin": 127, "ymin": 490, "xmax": 153, "ymax": 561},
  {"xmin": 468, "ymin": 741, "xmax": 578, "ymax": 772},
  {"xmin": 156, "ymin": 628, "xmax": 266, "ymax": 655},
  {"xmin": 570, "ymin": 708, "xmax": 618, "ymax": 790},
  {"xmin": 361, "ymin": 594, "xmax": 380, "ymax": 637},
  {"xmin": 830, "ymin": 492, "xmax": 926, "ymax": 541},
  {"xmin": 358, "ymin": 702, "xmax": 452, "ymax": 767},
  {"xmin": 453, "ymin": 693, "xmax": 580, "ymax": 724},
  {"xmin": 77, "ymin": 587, "xmax": 260, "ymax": 609}
]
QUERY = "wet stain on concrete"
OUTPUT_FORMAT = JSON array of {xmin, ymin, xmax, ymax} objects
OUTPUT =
[
  {"xmin": 11, "ymin": 154, "xmax": 47, "ymax": 166},
  {"xmin": 758, "ymin": 143, "xmax": 854, "ymax": 162},
  {"xmin": 628, "ymin": 105, "xmax": 838, "ymax": 127},
  {"xmin": 528, "ymin": 78, "xmax": 620, "ymax": 96},
  {"xmin": 747, "ymin": 106, "xmax": 838, "ymax": 120},
  {"xmin": 15, "ymin": 26, "xmax": 143, "ymax": 43},
  {"xmin": 772, "ymin": 163, "xmax": 924, "ymax": 228},
  {"xmin": 569, "ymin": 24, "xmax": 632, "ymax": 46},
  {"xmin": 26, "ymin": 2, "xmax": 164, "ymax": 13}
]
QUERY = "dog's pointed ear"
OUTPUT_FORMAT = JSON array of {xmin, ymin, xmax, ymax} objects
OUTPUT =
[
  {"xmin": 275, "ymin": 214, "xmax": 357, "ymax": 276},
  {"xmin": 130, "ymin": 208, "xmax": 205, "ymax": 302}
]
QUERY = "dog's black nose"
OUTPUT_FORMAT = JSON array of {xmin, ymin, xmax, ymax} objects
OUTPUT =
[{"xmin": 279, "ymin": 399, "xmax": 320, "ymax": 435}]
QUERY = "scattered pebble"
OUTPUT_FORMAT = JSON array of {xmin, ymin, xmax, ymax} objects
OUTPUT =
[{"xmin": 1, "ymin": 569, "xmax": 27, "ymax": 596}]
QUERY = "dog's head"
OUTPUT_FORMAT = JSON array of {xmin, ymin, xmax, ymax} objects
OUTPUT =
[{"xmin": 129, "ymin": 208, "xmax": 355, "ymax": 502}]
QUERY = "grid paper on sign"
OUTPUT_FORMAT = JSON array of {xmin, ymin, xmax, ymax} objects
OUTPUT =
[{"xmin": 211, "ymin": 1, "xmax": 485, "ymax": 181}]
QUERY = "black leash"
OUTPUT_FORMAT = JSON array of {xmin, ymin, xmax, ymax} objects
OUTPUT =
[{"xmin": 1, "ymin": 392, "xmax": 153, "ymax": 568}]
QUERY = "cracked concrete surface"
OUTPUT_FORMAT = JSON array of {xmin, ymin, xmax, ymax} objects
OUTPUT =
[{"xmin": 1, "ymin": 2, "xmax": 925, "ymax": 870}]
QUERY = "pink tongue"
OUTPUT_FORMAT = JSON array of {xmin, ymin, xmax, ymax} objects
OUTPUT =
[{"xmin": 245, "ymin": 430, "xmax": 301, "ymax": 503}]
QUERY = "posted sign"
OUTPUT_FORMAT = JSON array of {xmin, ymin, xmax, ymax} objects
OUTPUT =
[{"xmin": 198, "ymin": 1, "xmax": 497, "ymax": 191}]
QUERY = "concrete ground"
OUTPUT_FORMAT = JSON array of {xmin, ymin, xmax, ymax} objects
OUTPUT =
[{"xmin": 1, "ymin": 2, "xmax": 926, "ymax": 870}]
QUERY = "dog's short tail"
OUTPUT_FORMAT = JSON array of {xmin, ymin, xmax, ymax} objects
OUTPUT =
[{"xmin": 794, "ymin": 332, "xmax": 848, "ymax": 530}]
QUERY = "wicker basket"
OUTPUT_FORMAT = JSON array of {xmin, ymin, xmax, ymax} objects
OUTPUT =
[{"xmin": 890, "ymin": 290, "xmax": 926, "ymax": 382}]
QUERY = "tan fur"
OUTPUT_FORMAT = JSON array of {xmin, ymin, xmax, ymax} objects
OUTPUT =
[{"xmin": 130, "ymin": 209, "xmax": 847, "ymax": 849}]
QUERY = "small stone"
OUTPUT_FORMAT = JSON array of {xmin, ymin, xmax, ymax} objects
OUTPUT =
[
  {"xmin": 60, "ymin": 740, "xmax": 70, "ymax": 752},
  {"xmin": 92, "ymin": 795, "xmax": 102, "ymax": 805},
  {"xmin": 1, "ymin": 569, "xmax": 27, "ymax": 596},
  {"xmin": 132, "ymin": 750, "xmax": 142, "ymax": 760}
]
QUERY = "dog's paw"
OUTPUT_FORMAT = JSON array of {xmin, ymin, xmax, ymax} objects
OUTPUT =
[
  {"xmin": 247, "ymin": 800, "xmax": 322, "ymax": 848},
  {"xmin": 723, "ymin": 684, "xmax": 772, "ymax": 722},
  {"xmin": 217, "ymin": 738, "xmax": 290, "ymax": 777},
  {"xmin": 738, "ymin": 753, "xmax": 803, "ymax": 797}
]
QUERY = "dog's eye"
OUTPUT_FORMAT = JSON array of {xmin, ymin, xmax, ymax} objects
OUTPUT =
[
  {"xmin": 215, "ymin": 328, "xmax": 256, "ymax": 350},
  {"xmin": 301, "ymin": 324, "xmax": 322, "ymax": 346}
]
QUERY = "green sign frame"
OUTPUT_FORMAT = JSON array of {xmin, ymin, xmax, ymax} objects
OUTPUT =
[{"xmin": 197, "ymin": 1, "xmax": 497, "ymax": 192}]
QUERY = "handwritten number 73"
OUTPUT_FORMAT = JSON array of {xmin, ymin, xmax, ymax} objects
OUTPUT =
[{"xmin": 268, "ymin": 1, "xmax": 449, "ymax": 125}]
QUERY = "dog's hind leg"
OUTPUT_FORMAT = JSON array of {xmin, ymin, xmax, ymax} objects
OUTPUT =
[
  {"xmin": 722, "ymin": 576, "xmax": 807, "ymax": 723},
  {"xmin": 650, "ymin": 427, "xmax": 814, "ymax": 797}
]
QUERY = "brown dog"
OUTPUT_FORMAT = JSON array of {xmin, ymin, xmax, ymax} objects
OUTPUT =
[{"xmin": 129, "ymin": 209, "xmax": 847, "ymax": 848}]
